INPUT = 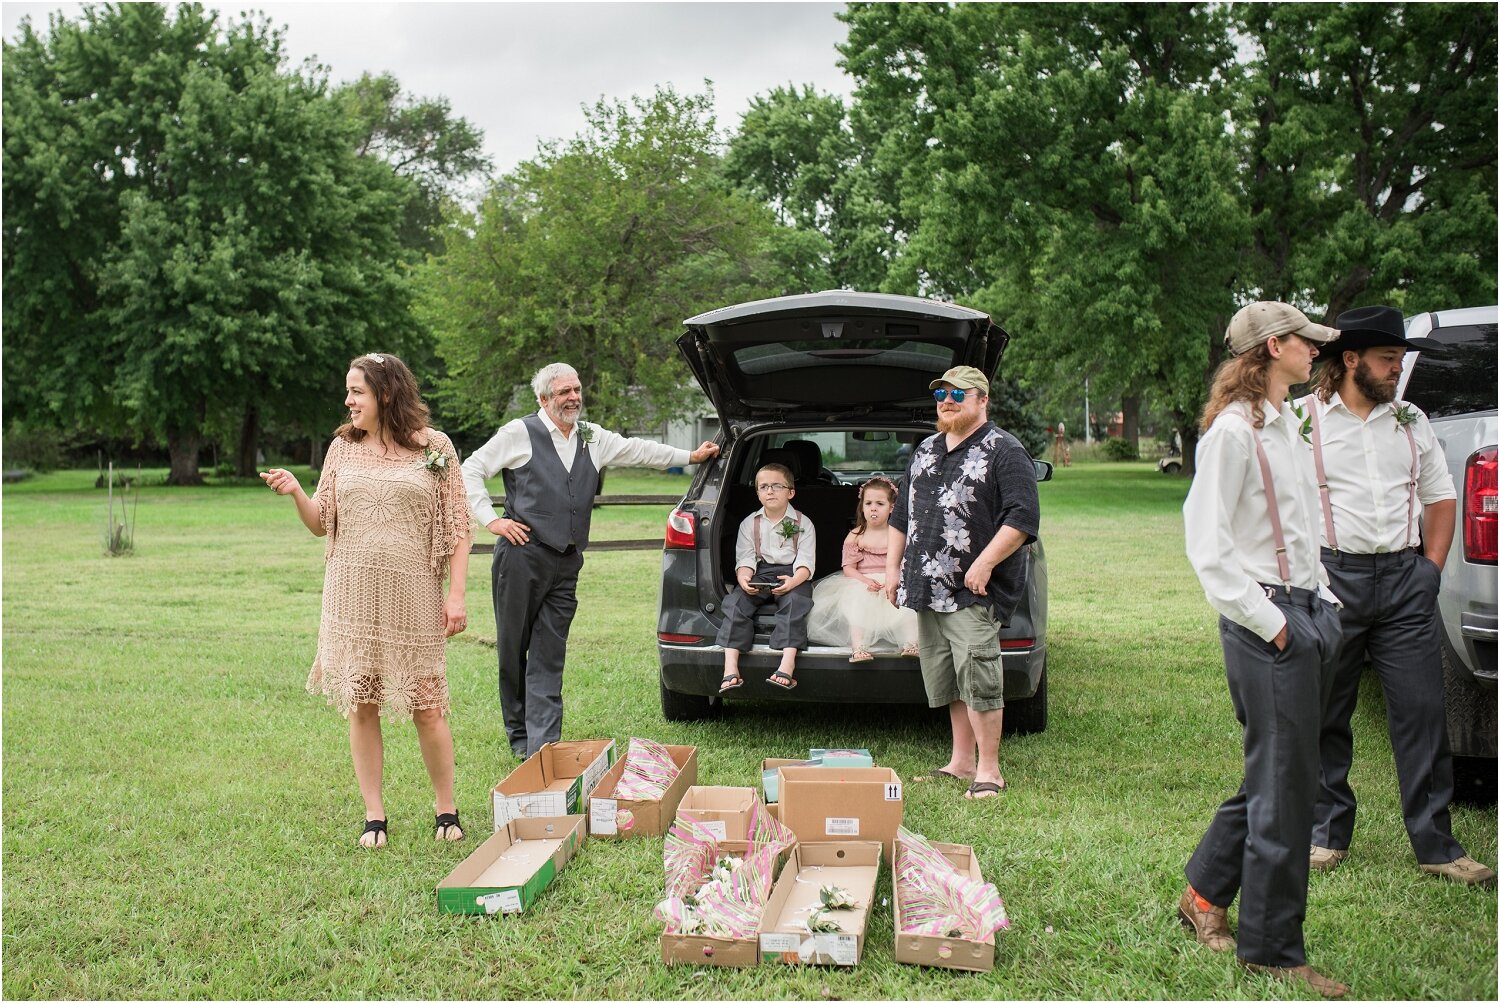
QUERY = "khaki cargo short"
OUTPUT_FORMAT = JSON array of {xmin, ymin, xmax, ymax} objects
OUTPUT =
[{"xmin": 916, "ymin": 605, "xmax": 1005, "ymax": 712}]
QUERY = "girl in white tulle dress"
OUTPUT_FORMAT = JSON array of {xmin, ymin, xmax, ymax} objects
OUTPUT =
[{"xmin": 808, "ymin": 477, "xmax": 920, "ymax": 661}]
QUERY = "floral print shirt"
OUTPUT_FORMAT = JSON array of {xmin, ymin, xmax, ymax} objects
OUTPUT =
[{"xmin": 890, "ymin": 421, "xmax": 1041, "ymax": 620}]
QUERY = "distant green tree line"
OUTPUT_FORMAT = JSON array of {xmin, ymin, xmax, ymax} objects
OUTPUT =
[{"xmin": 4, "ymin": 3, "xmax": 1494, "ymax": 480}]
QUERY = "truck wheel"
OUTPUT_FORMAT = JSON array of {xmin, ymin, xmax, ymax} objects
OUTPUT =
[
  {"xmin": 1004, "ymin": 659, "xmax": 1048, "ymax": 736},
  {"xmin": 660, "ymin": 678, "xmax": 720, "ymax": 722}
]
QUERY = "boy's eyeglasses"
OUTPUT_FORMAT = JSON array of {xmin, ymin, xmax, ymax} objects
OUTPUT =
[
  {"xmin": 932, "ymin": 388, "xmax": 969, "ymax": 403},
  {"xmin": 756, "ymin": 483, "xmax": 792, "ymax": 493}
]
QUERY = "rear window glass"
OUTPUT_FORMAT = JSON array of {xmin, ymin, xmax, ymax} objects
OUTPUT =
[{"xmin": 1403, "ymin": 323, "xmax": 1498, "ymax": 418}]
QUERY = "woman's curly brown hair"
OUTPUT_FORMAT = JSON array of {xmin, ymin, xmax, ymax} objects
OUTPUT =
[
  {"xmin": 1200, "ymin": 343, "xmax": 1275, "ymax": 431},
  {"xmin": 335, "ymin": 352, "xmax": 431, "ymax": 450}
]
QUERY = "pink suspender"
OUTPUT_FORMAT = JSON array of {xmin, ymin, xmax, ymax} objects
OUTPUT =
[
  {"xmin": 1308, "ymin": 402, "xmax": 1339, "ymax": 550},
  {"xmin": 752, "ymin": 509, "xmax": 802, "ymax": 563},
  {"xmin": 1307, "ymin": 400, "xmax": 1420, "ymax": 551},
  {"xmin": 1235, "ymin": 412, "xmax": 1293, "ymax": 591}
]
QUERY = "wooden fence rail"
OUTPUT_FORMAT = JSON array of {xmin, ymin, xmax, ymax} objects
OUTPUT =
[{"xmin": 468, "ymin": 493, "xmax": 680, "ymax": 555}]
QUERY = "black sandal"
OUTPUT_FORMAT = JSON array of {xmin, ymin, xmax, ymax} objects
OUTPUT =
[
  {"xmin": 361, "ymin": 818, "xmax": 388, "ymax": 848},
  {"xmin": 435, "ymin": 811, "xmax": 464, "ymax": 842}
]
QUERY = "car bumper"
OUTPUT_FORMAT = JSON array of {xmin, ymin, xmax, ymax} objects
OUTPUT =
[{"xmin": 658, "ymin": 641, "xmax": 1046, "ymax": 703}]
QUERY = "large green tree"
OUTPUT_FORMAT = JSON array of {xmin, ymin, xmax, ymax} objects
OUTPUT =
[
  {"xmin": 3, "ymin": 3, "xmax": 419, "ymax": 482},
  {"xmin": 1239, "ymin": 3, "xmax": 1497, "ymax": 317},
  {"xmin": 836, "ymin": 3, "xmax": 1246, "ymax": 464},
  {"xmin": 422, "ymin": 86, "xmax": 824, "ymax": 434}
]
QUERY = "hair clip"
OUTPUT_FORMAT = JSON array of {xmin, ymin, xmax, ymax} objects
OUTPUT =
[{"xmin": 366, "ymin": 353, "xmax": 386, "ymax": 363}]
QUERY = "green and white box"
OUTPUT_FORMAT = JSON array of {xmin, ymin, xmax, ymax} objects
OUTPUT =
[
  {"xmin": 492, "ymin": 739, "xmax": 617, "ymax": 829},
  {"xmin": 436, "ymin": 815, "xmax": 586, "ymax": 916}
]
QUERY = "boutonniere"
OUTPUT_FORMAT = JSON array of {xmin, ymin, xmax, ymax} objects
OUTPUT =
[
  {"xmin": 804, "ymin": 909, "xmax": 843, "ymax": 934},
  {"xmin": 776, "ymin": 515, "xmax": 802, "ymax": 540},
  {"xmin": 421, "ymin": 447, "xmax": 448, "ymax": 475},
  {"xmin": 1392, "ymin": 403, "xmax": 1417, "ymax": 430},
  {"xmin": 577, "ymin": 422, "xmax": 595, "ymax": 445},
  {"xmin": 1286, "ymin": 395, "xmax": 1312, "ymax": 444}
]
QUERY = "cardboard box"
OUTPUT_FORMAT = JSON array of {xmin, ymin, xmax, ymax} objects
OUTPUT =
[
  {"xmin": 492, "ymin": 739, "xmax": 617, "ymax": 829},
  {"xmin": 760, "ymin": 758, "xmax": 816, "ymax": 803},
  {"xmin": 893, "ymin": 840, "xmax": 997, "ymax": 972},
  {"xmin": 659, "ymin": 838, "xmax": 783, "ymax": 968},
  {"xmin": 758, "ymin": 842, "xmax": 882, "ymax": 966},
  {"xmin": 777, "ymin": 766, "xmax": 904, "ymax": 858},
  {"xmin": 589, "ymin": 744, "xmax": 698, "ymax": 837},
  {"xmin": 676, "ymin": 786, "xmax": 758, "ymax": 841},
  {"xmin": 436, "ymin": 815, "xmax": 585, "ymax": 915}
]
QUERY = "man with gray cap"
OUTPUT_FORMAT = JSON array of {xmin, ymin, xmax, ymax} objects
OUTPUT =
[
  {"xmin": 884, "ymin": 365, "xmax": 1040, "ymax": 801},
  {"xmin": 1178, "ymin": 302, "xmax": 1349, "ymax": 997},
  {"xmin": 1300, "ymin": 305, "xmax": 1494, "ymax": 886}
]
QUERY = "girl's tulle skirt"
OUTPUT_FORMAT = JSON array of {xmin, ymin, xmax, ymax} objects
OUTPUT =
[{"xmin": 808, "ymin": 573, "xmax": 918, "ymax": 649}]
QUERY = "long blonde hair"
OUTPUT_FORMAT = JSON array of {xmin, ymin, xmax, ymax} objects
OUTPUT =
[{"xmin": 1200, "ymin": 343, "xmax": 1273, "ymax": 431}]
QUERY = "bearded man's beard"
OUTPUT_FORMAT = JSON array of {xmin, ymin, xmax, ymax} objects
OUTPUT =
[{"xmin": 1352, "ymin": 358, "xmax": 1397, "ymax": 404}]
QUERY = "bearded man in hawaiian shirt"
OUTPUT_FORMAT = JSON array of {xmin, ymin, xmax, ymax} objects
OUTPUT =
[{"xmin": 885, "ymin": 365, "xmax": 1041, "ymax": 800}]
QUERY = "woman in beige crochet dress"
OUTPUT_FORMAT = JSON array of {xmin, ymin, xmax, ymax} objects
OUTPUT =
[{"xmin": 262, "ymin": 353, "xmax": 470, "ymax": 848}]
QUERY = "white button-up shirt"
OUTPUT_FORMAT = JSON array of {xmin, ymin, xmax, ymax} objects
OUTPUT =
[
  {"xmin": 461, "ymin": 411, "xmax": 692, "ymax": 529},
  {"xmin": 1184, "ymin": 400, "xmax": 1336, "ymax": 641},
  {"xmin": 1297, "ymin": 393, "xmax": 1456, "ymax": 553},
  {"xmin": 734, "ymin": 506, "xmax": 816, "ymax": 576}
]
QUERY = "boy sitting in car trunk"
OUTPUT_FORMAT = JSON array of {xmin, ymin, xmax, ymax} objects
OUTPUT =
[{"xmin": 717, "ymin": 463, "xmax": 817, "ymax": 692}]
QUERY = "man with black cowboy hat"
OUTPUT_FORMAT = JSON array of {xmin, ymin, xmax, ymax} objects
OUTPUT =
[{"xmin": 1299, "ymin": 305, "xmax": 1495, "ymax": 886}]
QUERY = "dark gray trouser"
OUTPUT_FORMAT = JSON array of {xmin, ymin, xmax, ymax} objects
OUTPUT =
[
  {"xmin": 715, "ymin": 563, "xmax": 813, "ymax": 651},
  {"xmin": 1312, "ymin": 548, "xmax": 1462, "ymax": 864},
  {"xmin": 492, "ymin": 539, "xmax": 585, "ymax": 758},
  {"xmin": 1186, "ymin": 592, "xmax": 1342, "ymax": 969}
]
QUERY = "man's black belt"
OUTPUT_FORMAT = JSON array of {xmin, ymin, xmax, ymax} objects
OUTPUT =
[{"xmin": 1320, "ymin": 546, "xmax": 1419, "ymax": 567}]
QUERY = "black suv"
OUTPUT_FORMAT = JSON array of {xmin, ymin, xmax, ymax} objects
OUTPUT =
[{"xmin": 655, "ymin": 291, "xmax": 1050, "ymax": 733}]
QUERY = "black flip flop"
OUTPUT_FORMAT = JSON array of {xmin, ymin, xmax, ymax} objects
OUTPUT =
[
  {"xmin": 718, "ymin": 674, "xmax": 744, "ymax": 694},
  {"xmin": 766, "ymin": 670, "xmax": 798, "ymax": 690},
  {"xmin": 964, "ymin": 781, "xmax": 1006, "ymax": 800},
  {"xmin": 435, "ymin": 811, "xmax": 464, "ymax": 842},
  {"xmin": 361, "ymin": 818, "xmax": 388, "ymax": 847}
]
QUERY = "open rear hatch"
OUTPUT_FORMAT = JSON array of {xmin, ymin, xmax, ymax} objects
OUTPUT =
[{"xmin": 677, "ymin": 291, "xmax": 1009, "ymax": 423}]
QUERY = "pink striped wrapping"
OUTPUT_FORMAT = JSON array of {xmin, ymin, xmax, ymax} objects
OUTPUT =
[
  {"xmin": 614, "ymin": 736, "xmax": 681, "ymax": 801},
  {"xmin": 895, "ymin": 826, "xmax": 1008, "ymax": 938}
]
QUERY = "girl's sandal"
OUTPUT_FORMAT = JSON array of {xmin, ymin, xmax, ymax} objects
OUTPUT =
[
  {"xmin": 435, "ymin": 811, "xmax": 464, "ymax": 842},
  {"xmin": 360, "ymin": 819, "xmax": 388, "ymax": 849},
  {"xmin": 849, "ymin": 650, "xmax": 874, "ymax": 663},
  {"xmin": 900, "ymin": 644, "xmax": 920, "ymax": 657}
]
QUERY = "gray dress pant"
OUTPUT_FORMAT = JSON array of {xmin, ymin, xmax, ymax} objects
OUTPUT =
[
  {"xmin": 715, "ymin": 563, "xmax": 813, "ymax": 651},
  {"xmin": 1186, "ymin": 589, "xmax": 1342, "ymax": 968},
  {"xmin": 492, "ymin": 539, "xmax": 585, "ymax": 757},
  {"xmin": 1311, "ymin": 548, "xmax": 1462, "ymax": 864}
]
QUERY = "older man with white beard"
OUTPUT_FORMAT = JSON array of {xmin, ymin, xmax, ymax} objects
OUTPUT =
[
  {"xmin": 462, "ymin": 363, "xmax": 719, "ymax": 757},
  {"xmin": 884, "ymin": 365, "xmax": 1041, "ymax": 801}
]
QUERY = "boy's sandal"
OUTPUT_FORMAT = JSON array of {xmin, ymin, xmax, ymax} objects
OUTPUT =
[
  {"xmin": 718, "ymin": 674, "xmax": 744, "ymax": 694},
  {"xmin": 766, "ymin": 670, "xmax": 798, "ymax": 690},
  {"xmin": 360, "ymin": 818, "xmax": 388, "ymax": 848},
  {"xmin": 900, "ymin": 644, "xmax": 920, "ymax": 657},
  {"xmin": 849, "ymin": 650, "xmax": 874, "ymax": 663},
  {"xmin": 435, "ymin": 811, "xmax": 464, "ymax": 842}
]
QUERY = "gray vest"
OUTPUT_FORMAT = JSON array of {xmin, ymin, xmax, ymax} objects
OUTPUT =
[{"xmin": 501, "ymin": 414, "xmax": 600, "ymax": 553}]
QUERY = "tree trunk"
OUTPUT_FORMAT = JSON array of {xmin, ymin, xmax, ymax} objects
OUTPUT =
[
  {"xmin": 1179, "ymin": 423, "xmax": 1200, "ymax": 477},
  {"xmin": 310, "ymin": 436, "xmax": 324, "ymax": 472},
  {"xmin": 235, "ymin": 405, "xmax": 260, "ymax": 478},
  {"xmin": 166, "ymin": 430, "xmax": 205, "ymax": 486},
  {"xmin": 1121, "ymin": 394, "xmax": 1141, "ymax": 452}
]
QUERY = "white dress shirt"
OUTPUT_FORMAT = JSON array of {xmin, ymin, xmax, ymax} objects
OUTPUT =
[
  {"xmin": 461, "ymin": 410, "xmax": 692, "ymax": 529},
  {"xmin": 734, "ymin": 506, "xmax": 816, "ymax": 576},
  {"xmin": 1184, "ymin": 400, "xmax": 1337, "ymax": 641},
  {"xmin": 1297, "ymin": 393, "xmax": 1456, "ymax": 553}
]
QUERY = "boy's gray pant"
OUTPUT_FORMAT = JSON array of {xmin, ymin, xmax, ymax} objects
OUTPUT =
[
  {"xmin": 715, "ymin": 563, "xmax": 812, "ymax": 651},
  {"xmin": 1186, "ymin": 589, "xmax": 1342, "ymax": 969}
]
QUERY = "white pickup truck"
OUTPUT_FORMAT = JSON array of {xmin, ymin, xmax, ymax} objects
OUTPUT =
[{"xmin": 1401, "ymin": 306, "xmax": 1497, "ymax": 803}]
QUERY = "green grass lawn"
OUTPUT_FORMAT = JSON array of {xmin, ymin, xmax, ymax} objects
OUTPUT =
[{"xmin": 3, "ymin": 463, "xmax": 1494, "ymax": 999}]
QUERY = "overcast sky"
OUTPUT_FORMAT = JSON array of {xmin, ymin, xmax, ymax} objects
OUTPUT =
[{"xmin": 1, "ymin": 1, "xmax": 855, "ymax": 175}]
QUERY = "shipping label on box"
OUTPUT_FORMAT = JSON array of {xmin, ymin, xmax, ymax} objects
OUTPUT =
[
  {"xmin": 758, "ymin": 842, "xmax": 881, "ymax": 967},
  {"xmin": 436, "ymin": 815, "xmax": 586, "ymax": 916},
  {"xmin": 492, "ymin": 739, "xmax": 617, "ymax": 830},
  {"xmin": 777, "ymin": 766, "xmax": 904, "ymax": 858},
  {"xmin": 589, "ymin": 744, "xmax": 698, "ymax": 838},
  {"xmin": 893, "ymin": 840, "xmax": 997, "ymax": 972}
]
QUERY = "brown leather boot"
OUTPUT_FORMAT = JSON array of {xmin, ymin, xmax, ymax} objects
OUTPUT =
[
  {"xmin": 1241, "ymin": 961, "xmax": 1349, "ymax": 998},
  {"xmin": 1177, "ymin": 887, "xmax": 1234, "ymax": 952}
]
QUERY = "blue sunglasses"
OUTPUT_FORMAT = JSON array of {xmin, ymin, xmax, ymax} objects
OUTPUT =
[{"xmin": 933, "ymin": 388, "xmax": 970, "ymax": 403}]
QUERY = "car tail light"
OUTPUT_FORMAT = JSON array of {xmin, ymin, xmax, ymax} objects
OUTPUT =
[
  {"xmin": 1464, "ymin": 446, "xmax": 1497, "ymax": 564},
  {"xmin": 658, "ymin": 632, "xmax": 705, "ymax": 644},
  {"xmin": 1000, "ymin": 638, "xmax": 1034, "ymax": 650},
  {"xmin": 664, "ymin": 509, "xmax": 696, "ymax": 550}
]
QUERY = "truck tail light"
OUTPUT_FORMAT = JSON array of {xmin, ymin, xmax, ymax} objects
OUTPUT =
[
  {"xmin": 1000, "ymin": 638, "xmax": 1034, "ymax": 650},
  {"xmin": 664, "ymin": 509, "xmax": 696, "ymax": 550},
  {"xmin": 1464, "ymin": 447, "xmax": 1497, "ymax": 564}
]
